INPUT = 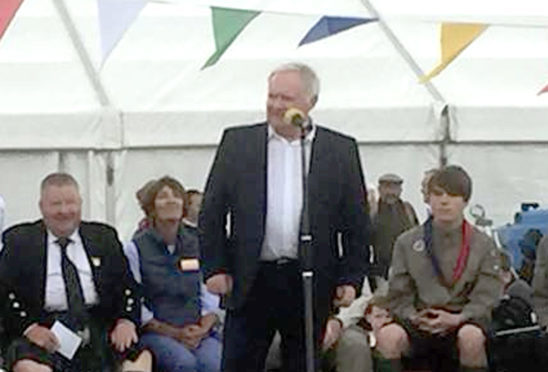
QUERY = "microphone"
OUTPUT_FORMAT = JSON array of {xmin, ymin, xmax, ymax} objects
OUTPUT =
[{"xmin": 283, "ymin": 108, "xmax": 307, "ymax": 129}]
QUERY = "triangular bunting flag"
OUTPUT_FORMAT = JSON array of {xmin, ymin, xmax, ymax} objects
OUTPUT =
[
  {"xmin": 97, "ymin": 0, "xmax": 147, "ymax": 64},
  {"xmin": 537, "ymin": 83, "xmax": 548, "ymax": 96},
  {"xmin": 299, "ymin": 16, "xmax": 378, "ymax": 46},
  {"xmin": 421, "ymin": 23, "xmax": 487, "ymax": 83},
  {"xmin": 0, "ymin": 0, "xmax": 24, "ymax": 41},
  {"xmin": 202, "ymin": 7, "xmax": 260, "ymax": 69}
]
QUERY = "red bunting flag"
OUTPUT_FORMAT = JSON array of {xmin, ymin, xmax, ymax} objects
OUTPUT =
[
  {"xmin": 0, "ymin": 0, "xmax": 24, "ymax": 41},
  {"xmin": 537, "ymin": 83, "xmax": 548, "ymax": 96}
]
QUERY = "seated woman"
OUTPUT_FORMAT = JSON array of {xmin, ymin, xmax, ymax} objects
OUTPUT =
[{"xmin": 124, "ymin": 176, "xmax": 222, "ymax": 372}]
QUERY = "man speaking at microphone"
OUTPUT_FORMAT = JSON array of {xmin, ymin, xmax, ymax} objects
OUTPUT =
[{"xmin": 199, "ymin": 62, "xmax": 370, "ymax": 371}]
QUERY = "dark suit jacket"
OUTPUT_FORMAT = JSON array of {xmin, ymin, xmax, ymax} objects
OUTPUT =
[
  {"xmin": 0, "ymin": 220, "xmax": 140, "ymax": 342},
  {"xmin": 199, "ymin": 122, "xmax": 370, "ymax": 310}
]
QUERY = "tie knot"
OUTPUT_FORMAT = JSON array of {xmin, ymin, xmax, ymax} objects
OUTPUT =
[{"xmin": 57, "ymin": 237, "xmax": 72, "ymax": 251}]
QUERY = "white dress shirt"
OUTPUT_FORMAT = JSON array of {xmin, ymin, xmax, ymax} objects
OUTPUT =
[
  {"xmin": 44, "ymin": 229, "xmax": 99, "ymax": 311},
  {"xmin": 260, "ymin": 124, "xmax": 316, "ymax": 261}
]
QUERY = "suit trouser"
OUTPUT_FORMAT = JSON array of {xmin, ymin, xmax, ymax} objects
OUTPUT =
[{"xmin": 222, "ymin": 260, "xmax": 329, "ymax": 372}]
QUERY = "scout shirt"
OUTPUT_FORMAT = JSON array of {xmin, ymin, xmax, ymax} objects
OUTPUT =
[{"xmin": 387, "ymin": 221, "xmax": 502, "ymax": 325}]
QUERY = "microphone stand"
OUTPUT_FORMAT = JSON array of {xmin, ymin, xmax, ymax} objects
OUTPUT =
[{"xmin": 298, "ymin": 123, "xmax": 315, "ymax": 372}]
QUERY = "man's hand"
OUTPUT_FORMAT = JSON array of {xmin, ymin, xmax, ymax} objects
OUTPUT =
[
  {"xmin": 414, "ymin": 309, "xmax": 463, "ymax": 335},
  {"xmin": 333, "ymin": 285, "xmax": 356, "ymax": 307},
  {"xmin": 110, "ymin": 319, "xmax": 138, "ymax": 352},
  {"xmin": 322, "ymin": 318, "xmax": 343, "ymax": 351},
  {"xmin": 25, "ymin": 325, "xmax": 60, "ymax": 353},
  {"xmin": 206, "ymin": 274, "xmax": 233, "ymax": 295}
]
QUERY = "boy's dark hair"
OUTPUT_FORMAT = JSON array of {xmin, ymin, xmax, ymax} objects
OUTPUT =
[{"xmin": 428, "ymin": 165, "xmax": 472, "ymax": 202}]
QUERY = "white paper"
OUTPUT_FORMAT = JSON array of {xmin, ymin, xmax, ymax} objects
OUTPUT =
[{"xmin": 50, "ymin": 321, "xmax": 82, "ymax": 360}]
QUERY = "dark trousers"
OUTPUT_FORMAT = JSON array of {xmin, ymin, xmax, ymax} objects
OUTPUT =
[{"xmin": 222, "ymin": 260, "xmax": 328, "ymax": 372}]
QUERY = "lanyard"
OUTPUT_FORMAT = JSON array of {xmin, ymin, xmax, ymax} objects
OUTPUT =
[{"xmin": 423, "ymin": 217, "xmax": 471, "ymax": 288}]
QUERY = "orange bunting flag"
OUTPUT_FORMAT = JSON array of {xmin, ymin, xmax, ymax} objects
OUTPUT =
[
  {"xmin": 421, "ymin": 23, "xmax": 487, "ymax": 83},
  {"xmin": 0, "ymin": 0, "xmax": 24, "ymax": 41}
]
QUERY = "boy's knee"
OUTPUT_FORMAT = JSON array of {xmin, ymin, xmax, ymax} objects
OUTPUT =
[{"xmin": 376, "ymin": 324, "xmax": 409, "ymax": 358}]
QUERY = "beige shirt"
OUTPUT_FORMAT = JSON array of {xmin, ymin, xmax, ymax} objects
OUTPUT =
[
  {"xmin": 387, "ymin": 222, "xmax": 502, "ymax": 323},
  {"xmin": 532, "ymin": 236, "xmax": 548, "ymax": 327}
]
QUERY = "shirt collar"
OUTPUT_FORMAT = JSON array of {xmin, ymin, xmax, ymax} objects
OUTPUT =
[
  {"xmin": 267, "ymin": 119, "xmax": 316, "ymax": 144},
  {"xmin": 47, "ymin": 228, "xmax": 81, "ymax": 246}
]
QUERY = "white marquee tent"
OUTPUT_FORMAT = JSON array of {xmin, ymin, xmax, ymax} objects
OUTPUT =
[{"xmin": 1, "ymin": 0, "xmax": 547, "ymax": 240}]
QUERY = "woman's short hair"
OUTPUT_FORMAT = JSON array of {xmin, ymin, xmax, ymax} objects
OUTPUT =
[{"xmin": 141, "ymin": 176, "xmax": 186, "ymax": 219}]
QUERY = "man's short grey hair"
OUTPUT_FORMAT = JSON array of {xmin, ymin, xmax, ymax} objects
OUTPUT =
[
  {"xmin": 269, "ymin": 62, "xmax": 320, "ymax": 104},
  {"xmin": 41, "ymin": 172, "xmax": 79, "ymax": 192}
]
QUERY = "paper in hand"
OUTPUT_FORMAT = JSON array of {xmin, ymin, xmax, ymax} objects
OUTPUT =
[{"xmin": 50, "ymin": 321, "xmax": 82, "ymax": 360}]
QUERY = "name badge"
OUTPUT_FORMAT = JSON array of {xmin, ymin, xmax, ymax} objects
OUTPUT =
[{"xmin": 180, "ymin": 258, "xmax": 200, "ymax": 272}]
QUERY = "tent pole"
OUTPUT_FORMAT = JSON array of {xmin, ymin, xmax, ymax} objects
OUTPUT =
[
  {"xmin": 51, "ymin": 0, "xmax": 117, "ymax": 225},
  {"xmin": 439, "ymin": 105, "xmax": 449, "ymax": 166},
  {"xmin": 360, "ymin": 0, "xmax": 449, "ymax": 167},
  {"xmin": 51, "ymin": 0, "xmax": 110, "ymax": 107}
]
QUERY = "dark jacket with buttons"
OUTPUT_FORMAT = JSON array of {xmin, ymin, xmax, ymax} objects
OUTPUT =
[{"xmin": 0, "ymin": 220, "xmax": 140, "ymax": 341}]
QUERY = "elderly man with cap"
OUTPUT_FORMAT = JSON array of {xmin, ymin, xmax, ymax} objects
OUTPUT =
[{"xmin": 372, "ymin": 173, "xmax": 418, "ymax": 279}]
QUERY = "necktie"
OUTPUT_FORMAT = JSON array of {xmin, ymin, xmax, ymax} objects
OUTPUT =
[{"xmin": 57, "ymin": 237, "xmax": 87, "ymax": 330}]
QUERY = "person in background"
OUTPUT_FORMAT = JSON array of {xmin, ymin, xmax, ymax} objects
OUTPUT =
[
  {"xmin": 531, "ymin": 235, "xmax": 548, "ymax": 327},
  {"xmin": 372, "ymin": 173, "xmax": 418, "ymax": 280},
  {"xmin": 0, "ymin": 173, "xmax": 149, "ymax": 372},
  {"xmin": 321, "ymin": 278, "xmax": 375, "ymax": 372},
  {"xmin": 421, "ymin": 168, "xmax": 437, "ymax": 217},
  {"xmin": 183, "ymin": 190, "xmax": 203, "ymax": 238},
  {"xmin": 376, "ymin": 165, "xmax": 502, "ymax": 372},
  {"xmin": 124, "ymin": 176, "xmax": 222, "ymax": 372}
]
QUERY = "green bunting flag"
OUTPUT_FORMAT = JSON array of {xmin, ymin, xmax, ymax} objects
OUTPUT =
[{"xmin": 202, "ymin": 7, "xmax": 260, "ymax": 69}]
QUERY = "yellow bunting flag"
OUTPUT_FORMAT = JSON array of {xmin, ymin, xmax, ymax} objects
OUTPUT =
[{"xmin": 421, "ymin": 23, "xmax": 487, "ymax": 83}]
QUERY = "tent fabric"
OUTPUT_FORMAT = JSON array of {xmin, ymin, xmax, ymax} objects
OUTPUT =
[{"xmin": 0, "ymin": 0, "xmax": 547, "ymax": 240}]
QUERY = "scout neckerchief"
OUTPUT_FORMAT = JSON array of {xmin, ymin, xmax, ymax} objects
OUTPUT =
[{"xmin": 423, "ymin": 217, "xmax": 471, "ymax": 288}]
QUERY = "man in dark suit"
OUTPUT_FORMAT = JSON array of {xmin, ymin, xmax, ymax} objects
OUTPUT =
[
  {"xmin": 200, "ymin": 62, "xmax": 370, "ymax": 371},
  {"xmin": 0, "ymin": 173, "xmax": 144, "ymax": 372}
]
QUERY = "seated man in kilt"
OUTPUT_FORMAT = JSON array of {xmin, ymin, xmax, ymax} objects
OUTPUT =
[{"xmin": 0, "ymin": 173, "xmax": 147, "ymax": 372}]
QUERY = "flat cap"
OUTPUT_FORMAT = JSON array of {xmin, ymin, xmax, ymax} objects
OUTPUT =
[{"xmin": 378, "ymin": 173, "xmax": 403, "ymax": 184}]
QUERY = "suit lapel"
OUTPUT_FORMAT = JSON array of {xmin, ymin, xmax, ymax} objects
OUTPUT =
[
  {"xmin": 37, "ymin": 222, "xmax": 48, "ymax": 310},
  {"xmin": 255, "ymin": 124, "xmax": 268, "ymax": 234},
  {"xmin": 307, "ymin": 127, "xmax": 324, "ymax": 215},
  {"xmin": 78, "ymin": 224, "xmax": 101, "ymax": 284}
]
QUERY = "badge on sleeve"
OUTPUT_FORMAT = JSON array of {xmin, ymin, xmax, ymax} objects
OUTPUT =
[
  {"xmin": 180, "ymin": 258, "xmax": 200, "ymax": 272},
  {"xmin": 412, "ymin": 240, "xmax": 425, "ymax": 252}
]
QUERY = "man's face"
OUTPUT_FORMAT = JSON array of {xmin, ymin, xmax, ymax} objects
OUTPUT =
[
  {"xmin": 266, "ymin": 70, "xmax": 314, "ymax": 139},
  {"xmin": 40, "ymin": 184, "xmax": 82, "ymax": 238},
  {"xmin": 429, "ymin": 186, "xmax": 467, "ymax": 224},
  {"xmin": 378, "ymin": 182, "xmax": 402, "ymax": 204}
]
